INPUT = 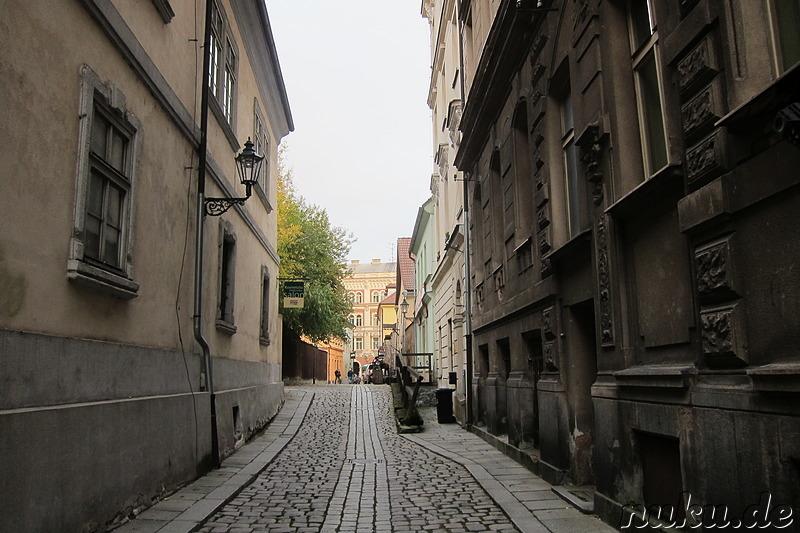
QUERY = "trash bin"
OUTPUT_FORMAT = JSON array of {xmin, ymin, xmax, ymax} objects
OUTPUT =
[{"xmin": 435, "ymin": 388, "xmax": 456, "ymax": 423}]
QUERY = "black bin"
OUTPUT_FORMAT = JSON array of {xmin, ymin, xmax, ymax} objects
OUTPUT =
[{"xmin": 435, "ymin": 388, "xmax": 456, "ymax": 423}]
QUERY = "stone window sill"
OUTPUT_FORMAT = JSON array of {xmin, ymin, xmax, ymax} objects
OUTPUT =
[{"xmin": 67, "ymin": 259, "xmax": 139, "ymax": 300}]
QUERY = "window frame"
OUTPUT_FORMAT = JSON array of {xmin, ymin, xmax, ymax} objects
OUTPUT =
[
  {"xmin": 560, "ymin": 91, "xmax": 582, "ymax": 238},
  {"xmin": 767, "ymin": 0, "xmax": 800, "ymax": 74},
  {"xmin": 628, "ymin": 0, "xmax": 669, "ymax": 178},
  {"xmin": 68, "ymin": 65, "xmax": 141, "ymax": 300},
  {"xmin": 260, "ymin": 266, "xmax": 271, "ymax": 346},
  {"xmin": 216, "ymin": 221, "xmax": 237, "ymax": 334},
  {"xmin": 207, "ymin": 0, "xmax": 239, "ymax": 145},
  {"xmin": 355, "ymin": 336, "xmax": 363, "ymax": 350}
]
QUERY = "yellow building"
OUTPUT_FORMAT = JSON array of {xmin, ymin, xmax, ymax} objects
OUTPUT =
[{"xmin": 341, "ymin": 259, "xmax": 396, "ymax": 371}]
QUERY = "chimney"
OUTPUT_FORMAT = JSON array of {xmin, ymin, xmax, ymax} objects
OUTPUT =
[
  {"xmin": 351, "ymin": 260, "xmax": 359, "ymax": 264},
  {"xmin": 372, "ymin": 258, "xmax": 381, "ymax": 263}
]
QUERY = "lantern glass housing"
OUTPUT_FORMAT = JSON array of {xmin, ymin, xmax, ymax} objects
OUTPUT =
[{"xmin": 234, "ymin": 137, "xmax": 263, "ymax": 196}]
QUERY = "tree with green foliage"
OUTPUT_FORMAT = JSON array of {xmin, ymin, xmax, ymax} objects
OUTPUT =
[{"xmin": 277, "ymin": 144, "xmax": 354, "ymax": 344}]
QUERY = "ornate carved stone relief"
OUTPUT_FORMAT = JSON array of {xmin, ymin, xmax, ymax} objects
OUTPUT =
[
  {"xmin": 695, "ymin": 238, "xmax": 737, "ymax": 296},
  {"xmin": 686, "ymin": 131, "xmax": 725, "ymax": 184},
  {"xmin": 542, "ymin": 306, "xmax": 556, "ymax": 340},
  {"xmin": 576, "ymin": 123, "xmax": 606, "ymax": 205},
  {"xmin": 700, "ymin": 304, "xmax": 747, "ymax": 364},
  {"xmin": 596, "ymin": 215, "xmax": 614, "ymax": 347},
  {"xmin": 677, "ymin": 37, "xmax": 720, "ymax": 98},
  {"xmin": 543, "ymin": 341, "xmax": 558, "ymax": 371},
  {"xmin": 682, "ymin": 84, "xmax": 721, "ymax": 140}
]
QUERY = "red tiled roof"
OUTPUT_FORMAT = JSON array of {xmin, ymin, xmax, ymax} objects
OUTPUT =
[{"xmin": 396, "ymin": 237, "xmax": 414, "ymax": 291}]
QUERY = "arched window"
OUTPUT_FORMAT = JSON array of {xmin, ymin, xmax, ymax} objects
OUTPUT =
[
  {"xmin": 355, "ymin": 314, "xmax": 363, "ymax": 327},
  {"xmin": 372, "ymin": 290, "xmax": 382, "ymax": 303},
  {"xmin": 355, "ymin": 292, "xmax": 363, "ymax": 304}
]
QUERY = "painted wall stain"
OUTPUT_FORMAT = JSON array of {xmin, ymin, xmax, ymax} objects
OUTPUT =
[{"xmin": 0, "ymin": 249, "xmax": 27, "ymax": 318}]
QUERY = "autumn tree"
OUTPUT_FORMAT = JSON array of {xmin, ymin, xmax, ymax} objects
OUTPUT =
[{"xmin": 277, "ymin": 143, "xmax": 354, "ymax": 344}]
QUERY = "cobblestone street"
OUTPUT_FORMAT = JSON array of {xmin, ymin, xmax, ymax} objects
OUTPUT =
[
  {"xmin": 118, "ymin": 385, "xmax": 616, "ymax": 533},
  {"xmin": 197, "ymin": 386, "xmax": 519, "ymax": 533}
]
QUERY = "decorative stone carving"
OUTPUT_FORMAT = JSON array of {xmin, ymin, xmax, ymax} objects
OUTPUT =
[
  {"xmin": 695, "ymin": 239, "xmax": 735, "ymax": 295},
  {"xmin": 537, "ymin": 207, "xmax": 550, "ymax": 230},
  {"xmin": 677, "ymin": 37, "xmax": 719, "ymax": 97},
  {"xmin": 700, "ymin": 304, "xmax": 747, "ymax": 363},
  {"xmin": 682, "ymin": 84, "xmax": 720, "ymax": 140},
  {"xmin": 531, "ymin": 62, "xmax": 546, "ymax": 90},
  {"xmin": 447, "ymin": 100, "xmax": 462, "ymax": 147},
  {"xmin": 576, "ymin": 123, "xmax": 605, "ymax": 205},
  {"xmin": 542, "ymin": 306, "xmax": 556, "ymax": 340},
  {"xmin": 686, "ymin": 131, "xmax": 724, "ymax": 184},
  {"xmin": 572, "ymin": 0, "xmax": 590, "ymax": 36},
  {"xmin": 544, "ymin": 341, "xmax": 557, "ymax": 371},
  {"xmin": 538, "ymin": 227, "xmax": 552, "ymax": 255},
  {"xmin": 596, "ymin": 215, "xmax": 614, "ymax": 347}
]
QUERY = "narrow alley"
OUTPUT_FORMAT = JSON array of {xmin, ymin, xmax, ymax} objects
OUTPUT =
[{"xmin": 117, "ymin": 385, "xmax": 615, "ymax": 533}]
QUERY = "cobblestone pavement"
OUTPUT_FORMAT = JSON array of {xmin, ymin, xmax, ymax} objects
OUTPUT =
[{"xmin": 197, "ymin": 385, "xmax": 520, "ymax": 533}]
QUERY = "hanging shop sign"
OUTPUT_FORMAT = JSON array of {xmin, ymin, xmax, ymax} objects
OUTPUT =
[{"xmin": 283, "ymin": 281, "xmax": 305, "ymax": 308}]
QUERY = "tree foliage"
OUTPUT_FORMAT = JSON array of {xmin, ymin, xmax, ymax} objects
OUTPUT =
[{"xmin": 277, "ymin": 143, "xmax": 354, "ymax": 343}]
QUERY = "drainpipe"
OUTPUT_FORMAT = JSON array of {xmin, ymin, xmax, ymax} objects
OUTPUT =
[
  {"xmin": 455, "ymin": 0, "xmax": 474, "ymax": 427},
  {"xmin": 193, "ymin": 0, "xmax": 220, "ymax": 469}
]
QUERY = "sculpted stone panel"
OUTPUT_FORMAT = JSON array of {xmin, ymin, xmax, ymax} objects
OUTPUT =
[
  {"xmin": 695, "ymin": 238, "xmax": 737, "ymax": 296},
  {"xmin": 686, "ymin": 131, "xmax": 724, "ymax": 184},
  {"xmin": 677, "ymin": 37, "xmax": 720, "ymax": 97},
  {"xmin": 700, "ymin": 304, "xmax": 747, "ymax": 364},
  {"xmin": 596, "ymin": 215, "xmax": 614, "ymax": 347},
  {"xmin": 682, "ymin": 83, "xmax": 722, "ymax": 141}
]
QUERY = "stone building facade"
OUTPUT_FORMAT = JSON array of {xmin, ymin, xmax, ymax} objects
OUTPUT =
[
  {"xmin": 423, "ymin": 0, "xmax": 471, "ymax": 419},
  {"xmin": 0, "ymin": 1, "xmax": 291, "ymax": 530},
  {"xmin": 451, "ymin": 0, "xmax": 800, "ymax": 527},
  {"xmin": 342, "ymin": 259, "xmax": 397, "ymax": 367}
]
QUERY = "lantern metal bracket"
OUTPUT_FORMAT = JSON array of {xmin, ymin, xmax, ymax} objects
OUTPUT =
[{"xmin": 204, "ymin": 196, "xmax": 248, "ymax": 216}]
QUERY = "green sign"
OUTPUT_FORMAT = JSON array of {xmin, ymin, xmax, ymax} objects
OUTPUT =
[{"xmin": 283, "ymin": 281, "xmax": 305, "ymax": 308}]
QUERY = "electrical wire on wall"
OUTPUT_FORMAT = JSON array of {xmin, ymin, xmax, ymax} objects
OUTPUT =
[{"xmin": 174, "ymin": 0, "xmax": 203, "ymax": 469}]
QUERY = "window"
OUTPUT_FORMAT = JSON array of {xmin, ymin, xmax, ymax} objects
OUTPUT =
[
  {"xmin": 372, "ymin": 290, "xmax": 382, "ymax": 303},
  {"xmin": 349, "ymin": 314, "xmax": 355, "ymax": 325},
  {"xmin": 561, "ymin": 92, "xmax": 581, "ymax": 237},
  {"xmin": 253, "ymin": 101, "xmax": 269, "ymax": 191},
  {"xmin": 217, "ymin": 222, "xmax": 236, "ymax": 334},
  {"xmin": 355, "ymin": 314, "xmax": 363, "ymax": 327},
  {"xmin": 355, "ymin": 336, "xmax": 363, "ymax": 350},
  {"xmin": 769, "ymin": 0, "xmax": 800, "ymax": 73},
  {"xmin": 354, "ymin": 292, "xmax": 363, "ymax": 304},
  {"xmin": 68, "ymin": 66, "xmax": 140, "ymax": 300},
  {"xmin": 208, "ymin": 1, "xmax": 237, "ymax": 126},
  {"xmin": 629, "ymin": 0, "xmax": 667, "ymax": 176},
  {"xmin": 372, "ymin": 336, "xmax": 380, "ymax": 350},
  {"xmin": 260, "ymin": 267, "xmax": 271, "ymax": 345},
  {"xmin": 373, "ymin": 313, "xmax": 380, "ymax": 326}
]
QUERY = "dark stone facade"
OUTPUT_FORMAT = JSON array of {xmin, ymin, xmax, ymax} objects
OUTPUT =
[{"xmin": 455, "ymin": 0, "xmax": 800, "ymax": 528}]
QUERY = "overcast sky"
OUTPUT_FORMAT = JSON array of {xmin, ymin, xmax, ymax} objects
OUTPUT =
[{"xmin": 265, "ymin": 1, "xmax": 434, "ymax": 263}]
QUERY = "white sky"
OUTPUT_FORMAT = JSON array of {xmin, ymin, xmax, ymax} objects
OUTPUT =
[{"xmin": 265, "ymin": 1, "xmax": 434, "ymax": 263}]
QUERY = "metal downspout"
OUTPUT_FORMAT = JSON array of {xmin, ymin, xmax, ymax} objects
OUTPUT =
[{"xmin": 193, "ymin": 0, "xmax": 219, "ymax": 469}]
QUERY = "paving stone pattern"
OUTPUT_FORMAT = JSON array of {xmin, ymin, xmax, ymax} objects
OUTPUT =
[{"xmin": 197, "ymin": 386, "xmax": 520, "ymax": 533}]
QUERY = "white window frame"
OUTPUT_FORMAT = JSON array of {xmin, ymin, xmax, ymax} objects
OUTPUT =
[
  {"xmin": 355, "ymin": 314, "xmax": 363, "ymax": 327},
  {"xmin": 628, "ymin": 0, "xmax": 669, "ymax": 177},
  {"xmin": 208, "ymin": 1, "xmax": 237, "ymax": 128},
  {"xmin": 68, "ymin": 65, "xmax": 141, "ymax": 300},
  {"xmin": 355, "ymin": 336, "xmax": 363, "ymax": 350}
]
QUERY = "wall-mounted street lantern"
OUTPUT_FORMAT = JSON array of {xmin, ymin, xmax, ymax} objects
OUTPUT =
[
  {"xmin": 400, "ymin": 298, "xmax": 409, "ymax": 319},
  {"xmin": 204, "ymin": 138, "xmax": 264, "ymax": 216}
]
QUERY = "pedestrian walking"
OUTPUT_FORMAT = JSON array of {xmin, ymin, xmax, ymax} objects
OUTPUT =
[
  {"xmin": 334, "ymin": 368, "xmax": 342, "ymax": 384},
  {"xmin": 347, "ymin": 369, "xmax": 354, "ymax": 384}
]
